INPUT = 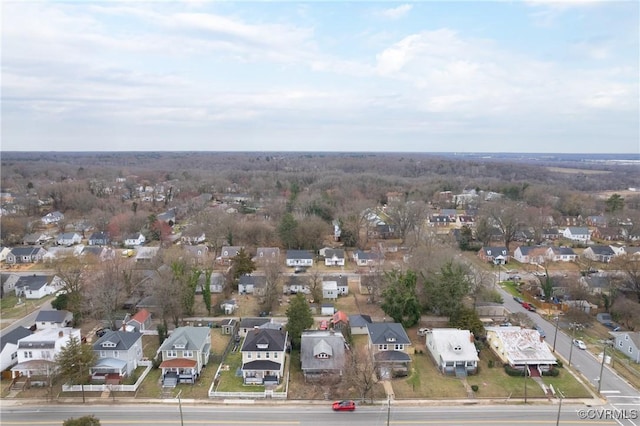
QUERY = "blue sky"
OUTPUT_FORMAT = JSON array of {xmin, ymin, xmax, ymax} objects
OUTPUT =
[{"xmin": 1, "ymin": 1, "xmax": 638, "ymax": 153}]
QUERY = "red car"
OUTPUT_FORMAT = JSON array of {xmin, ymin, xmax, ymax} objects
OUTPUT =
[
  {"xmin": 332, "ymin": 400, "xmax": 356, "ymax": 411},
  {"xmin": 320, "ymin": 320, "xmax": 328, "ymax": 330}
]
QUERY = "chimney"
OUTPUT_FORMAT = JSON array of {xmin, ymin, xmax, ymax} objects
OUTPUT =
[
  {"xmin": 540, "ymin": 335, "xmax": 544, "ymax": 343},
  {"xmin": 58, "ymin": 330, "xmax": 64, "ymax": 338},
  {"xmin": 470, "ymin": 332, "xmax": 475, "ymax": 343}
]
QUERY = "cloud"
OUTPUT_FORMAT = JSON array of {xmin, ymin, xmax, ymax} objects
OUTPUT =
[{"xmin": 377, "ymin": 4, "xmax": 413, "ymax": 20}]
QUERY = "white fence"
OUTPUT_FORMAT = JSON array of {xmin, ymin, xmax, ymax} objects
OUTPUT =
[
  {"xmin": 208, "ymin": 372, "xmax": 289, "ymax": 399},
  {"xmin": 62, "ymin": 360, "xmax": 153, "ymax": 393}
]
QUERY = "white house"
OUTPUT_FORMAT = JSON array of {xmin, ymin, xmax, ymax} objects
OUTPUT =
[
  {"xmin": 12, "ymin": 328, "xmax": 81, "ymax": 381},
  {"xmin": 323, "ymin": 275, "xmax": 349, "ymax": 296},
  {"xmin": 286, "ymin": 250, "xmax": 314, "ymax": 268},
  {"xmin": 15, "ymin": 275, "xmax": 64, "ymax": 299},
  {"xmin": 124, "ymin": 233, "xmax": 146, "ymax": 247},
  {"xmin": 35, "ymin": 310, "xmax": 73, "ymax": 330},
  {"xmin": 425, "ymin": 328, "xmax": 479, "ymax": 376},
  {"xmin": 513, "ymin": 246, "xmax": 547, "ymax": 264},
  {"xmin": 91, "ymin": 330, "xmax": 143, "ymax": 380},
  {"xmin": 0, "ymin": 327, "xmax": 32, "ymax": 372},
  {"xmin": 5, "ymin": 247, "xmax": 47, "ymax": 264},
  {"xmin": 322, "ymin": 281, "xmax": 338, "ymax": 300},
  {"xmin": 562, "ymin": 227, "xmax": 590, "ymax": 243},
  {"xmin": 56, "ymin": 232, "xmax": 82, "ymax": 246},
  {"xmin": 486, "ymin": 326, "xmax": 556, "ymax": 374},
  {"xmin": 323, "ymin": 249, "xmax": 345, "ymax": 267},
  {"xmin": 353, "ymin": 250, "xmax": 384, "ymax": 267},
  {"xmin": 41, "ymin": 211, "xmax": 64, "ymax": 225},
  {"xmin": 241, "ymin": 328, "xmax": 288, "ymax": 385},
  {"xmin": 238, "ymin": 274, "xmax": 267, "ymax": 296},
  {"xmin": 545, "ymin": 246, "xmax": 578, "ymax": 262}
]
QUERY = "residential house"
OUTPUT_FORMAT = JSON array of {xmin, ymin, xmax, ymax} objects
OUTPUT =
[
  {"xmin": 158, "ymin": 326, "xmax": 211, "ymax": 387},
  {"xmin": 545, "ymin": 246, "xmax": 578, "ymax": 262},
  {"xmin": 220, "ymin": 319, "xmax": 237, "ymax": 336},
  {"xmin": 349, "ymin": 314, "xmax": 372, "ymax": 335},
  {"xmin": 372, "ymin": 224, "xmax": 396, "ymax": 239},
  {"xmin": 583, "ymin": 245, "xmax": 616, "ymax": 263},
  {"xmin": 238, "ymin": 274, "xmax": 267, "ymax": 296},
  {"xmin": 0, "ymin": 247, "xmax": 11, "ymax": 262},
  {"xmin": 135, "ymin": 247, "xmax": 160, "ymax": 263},
  {"xmin": 91, "ymin": 330, "xmax": 143, "ymax": 381},
  {"xmin": 218, "ymin": 246, "xmax": 243, "ymax": 265},
  {"xmin": 11, "ymin": 328, "xmax": 81, "ymax": 382},
  {"xmin": 180, "ymin": 229, "xmax": 206, "ymax": 245},
  {"xmin": 586, "ymin": 215, "xmax": 608, "ymax": 227},
  {"xmin": 610, "ymin": 331, "xmax": 640, "ymax": 363},
  {"xmin": 560, "ymin": 216, "xmax": 581, "ymax": 227},
  {"xmin": 323, "ymin": 275, "xmax": 348, "ymax": 296},
  {"xmin": 88, "ymin": 231, "xmax": 110, "ymax": 246},
  {"xmin": 300, "ymin": 330, "xmax": 347, "ymax": 381},
  {"xmin": 322, "ymin": 281, "xmax": 338, "ymax": 300},
  {"xmin": 562, "ymin": 227, "xmax": 590, "ymax": 243},
  {"xmin": 513, "ymin": 245, "xmax": 547, "ymax": 264},
  {"xmin": 542, "ymin": 229, "xmax": 560, "ymax": 241},
  {"xmin": 457, "ymin": 215, "xmax": 475, "ymax": 228},
  {"xmin": 23, "ymin": 233, "xmax": 48, "ymax": 245},
  {"xmin": 220, "ymin": 299, "xmax": 238, "ymax": 315},
  {"xmin": 425, "ymin": 329, "xmax": 479, "ymax": 376},
  {"xmin": 285, "ymin": 250, "xmax": 314, "ymax": 268},
  {"xmin": 367, "ymin": 322, "xmax": 412, "ymax": 379},
  {"xmin": 81, "ymin": 246, "xmax": 115, "ymax": 261},
  {"xmin": 330, "ymin": 311, "xmax": 349, "ymax": 332},
  {"xmin": 255, "ymin": 247, "xmax": 280, "ymax": 264},
  {"xmin": 35, "ymin": 310, "xmax": 73, "ymax": 330},
  {"xmin": 56, "ymin": 232, "xmax": 82, "ymax": 246},
  {"xmin": 1, "ymin": 273, "xmax": 20, "ymax": 298},
  {"xmin": 157, "ymin": 209, "xmax": 176, "ymax": 226},
  {"xmin": 238, "ymin": 317, "xmax": 272, "ymax": 337},
  {"xmin": 124, "ymin": 233, "xmax": 146, "ymax": 247},
  {"xmin": 41, "ymin": 211, "xmax": 64, "ymax": 225},
  {"xmin": 283, "ymin": 275, "xmax": 310, "ymax": 295},
  {"xmin": 321, "ymin": 303, "xmax": 335, "ymax": 316},
  {"xmin": 580, "ymin": 275, "xmax": 610, "ymax": 295},
  {"xmin": 182, "ymin": 245, "xmax": 209, "ymax": 265},
  {"xmin": 485, "ymin": 326, "xmax": 557, "ymax": 374},
  {"xmin": 241, "ymin": 328, "xmax": 288, "ymax": 385},
  {"xmin": 126, "ymin": 309, "xmax": 152, "ymax": 332},
  {"xmin": 196, "ymin": 272, "xmax": 224, "ymax": 294},
  {"xmin": 43, "ymin": 246, "xmax": 82, "ymax": 262},
  {"xmin": 353, "ymin": 250, "xmax": 384, "ymax": 267},
  {"xmin": 428, "ymin": 215, "xmax": 451, "ymax": 228},
  {"xmin": 478, "ymin": 247, "xmax": 509, "ymax": 264},
  {"xmin": 5, "ymin": 247, "xmax": 47, "ymax": 264},
  {"xmin": 0, "ymin": 327, "xmax": 32, "ymax": 372},
  {"xmin": 592, "ymin": 227, "xmax": 623, "ymax": 242},
  {"xmin": 323, "ymin": 249, "xmax": 345, "ymax": 267},
  {"xmin": 15, "ymin": 275, "xmax": 63, "ymax": 299}
]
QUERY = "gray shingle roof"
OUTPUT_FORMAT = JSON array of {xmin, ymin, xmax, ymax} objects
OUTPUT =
[
  {"xmin": 241, "ymin": 328, "xmax": 286, "ymax": 352},
  {"xmin": 300, "ymin": 330, "xmax": 346, "ymax": 372},
  {"xmin": 367, "ymin": 323, "xmax": 411, "ymax": 345},
  {"xmin": 93, "ymin": 330, "xmax": 142, "ymax": 351},
  {"xmin": 35, "ymin": 310, "xmax": 71, "ymax": 324},
  {"xmin": 158, "ymin": 326, "xmax": 210, "ymax": 352},
  {"xmin": 0, "ymin": 326, "xmax": 32, "ymax": 352}
]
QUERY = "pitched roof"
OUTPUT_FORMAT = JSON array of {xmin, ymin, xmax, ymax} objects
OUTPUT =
[
  {"xmin": 93, "ymin": 330, "xmax": 142, "ymax": 351},
  {"xmin": 241, "ymin": 328, "xmax": 287, "ymax": 352},
  {"xmin": 35, "ymin": 310, "xmax": 71, "ymax": 324},
  {"xmin": 300, "ymin": 330, "xmax": 347, "ymax": 372},
  {"xmin": 15, "ymin": 275, "xmax": 52, "ymax": 291},
  {"xmin": 0, "ymin": 326, "xmax": 32, "ymax": 352},
  {"xmin": 286, "ymin": 250, "xmax": 313, "ymax": 260},
  {"xmin": 588, "ymin": 245, "xmax": 616, "ymax": 256},
  {"xmin": 367, "ymin": 322, "xmax": 411, "ymax": 345},
  {"xmin": 239, "ymin": 317, "xmax": 271, "ymax": 329},
  {"xmin": 238, "ymin": 274, "xmax": 267, "ymax": 287},
  {"xmin": 332, "ymin": 311, "xmax": 348, "ymax": 324},
  {"xmin": 158, "ymin": 326, "xmax": 210, "ymax": 352},
  {"xmin": 349, "ymin": 314, "xmax": 372, "ymax": 327},
  {"xmin": 323, "ymin": 275, "xmax": 348, "ymax": 287},
  {"xmin": 129, "ymin": 308, "xmax": 151, "ymax": 324},
  {"xmin": 427, "ymin": 329, "xmax": 479, "ymax": 362},
  {"xmin": 566, "ymin": 227, "xmax": 589, "ymax": 234},
  {"xmin": 10, "ymin": 247, "xmax": 45, "ymax": 257}
]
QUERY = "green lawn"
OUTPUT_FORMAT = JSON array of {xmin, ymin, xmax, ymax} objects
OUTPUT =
[
  {"xmin": 214, "ymin": 351, "xmax": 264, "ymax": 393},
  {"xmin": 393, "ymin": 351, "xmax": 468, "ymax": 398}
]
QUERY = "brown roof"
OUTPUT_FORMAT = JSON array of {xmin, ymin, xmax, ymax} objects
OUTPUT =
[
  {"xmin": 130, "ymin": 308, "xmax": 151, "ymax": 324},
  {"xmin": 159, "ymin": 358, "xmax": 197, "ymax": 368}
]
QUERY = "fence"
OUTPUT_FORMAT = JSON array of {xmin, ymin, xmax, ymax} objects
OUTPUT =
[{"xmin": 62, "ymin": 360, "xmax": 153, "ymax": 393}]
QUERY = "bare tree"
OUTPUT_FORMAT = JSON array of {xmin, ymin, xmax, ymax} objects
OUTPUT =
[
  {"xmin": 484, "ymin": 200, "xmax": 522, "ymax": 251},
  {"xmin": 261, "ymin": 259, "xmax": 283, "ymax": 313},
  {"xmin": 344, "ymin": 345, "xmax": 377, "ymax": 403},
  {"xmin": 84, "ymin": 257, "xmax": 132, "ymax": 329},
  {"xmin": 307, "ymin": 268, "xmax": 324, "ymax": 304},
  {"xmin": 611, "ymin": 296, "xmax": 640, "ymax": 331},
  {"xmin": 612, "ymin": 254, "xmax": 640, "ymax": 302},
  {"xmin": 385, "ymin": 200, "xmax": 424, "ymax": 245},
  {"xmin": 53, "ymin": 257, "xmax": 88, "ymax": 323}
]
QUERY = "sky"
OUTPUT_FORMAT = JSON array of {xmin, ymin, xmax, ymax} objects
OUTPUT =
[{"xmin": 1, "ymin": 1, "xmax": 638, "ymax": 154}]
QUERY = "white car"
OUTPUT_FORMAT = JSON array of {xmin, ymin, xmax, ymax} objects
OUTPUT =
[{"xmin": 573, "ymin": 339, "xmax": 587, "ymax": 350}]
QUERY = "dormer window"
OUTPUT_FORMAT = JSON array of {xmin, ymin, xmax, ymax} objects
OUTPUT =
[
  {"xmin": 257, "ymin": 343, "xmax": 269, "ymax": 349},
  {"xmin": 386, "ymin": 337, "xmax": 396, "ymax": 343},
  {"xmin": 102, "ymin": 342, "xmax": 116, "ymax": 348},
  {"xmin": 453, "ymin": 345, "xmax": 462, "ymax": 352},
  {"xmin": 316, "ymin": 352, "xmax": 330, "ymax": 359},
  {"xmin": 174, "ymin": 343, "xmax": 186, "ymax": 349}
]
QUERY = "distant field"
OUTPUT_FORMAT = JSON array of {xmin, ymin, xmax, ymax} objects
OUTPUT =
[{"xmin": 546, "ymin": 167, "xmax": 611, "ymax": 174}]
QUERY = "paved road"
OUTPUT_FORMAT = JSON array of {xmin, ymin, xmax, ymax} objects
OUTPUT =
[
  {"xmin": 495, "ymin": 268, "xmax": 640, "ymax": 426},
  {"xmin": 0, "ymin": 403, "xmax": 631, "ymax": 425}
]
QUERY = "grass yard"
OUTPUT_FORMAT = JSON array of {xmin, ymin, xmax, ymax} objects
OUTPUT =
[
  {"xmin": 393, "ymin": 351, "xmax": 468, "ymax": 399},
  {"xmin": 213, "ymin": 351, "xmax": 264, "ymax": 393},
  {"xmin": 0, "ymin": 294, "xmax": 51, "ymax": 323},
  {"xmin": 134, "ymin": 368, "xmax": 162, "ymax": 398}
]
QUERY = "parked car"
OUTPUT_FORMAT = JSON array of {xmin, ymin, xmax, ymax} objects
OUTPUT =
[
  {"xmin": 332, "ymin": 400, "xmax": 356, "ymax": 411},
  {"xmin": 417, "ymin": 328, "xmax": 430, "ymax": 336},
  {"xmin": 95, "ymin": 328, "xmax": 109, "ymax": 338},
  {"xmin": 319, "ymin": 320, "xmax": 328, "ymax": 330},
  {"xmin": 522, "ymin": 302, "xmax": 537, "ymax": 312},
  {"xmin": 513, "ymin": 296, "xmax": 524, "ymax": 304},
  {"xmin": 533, "ymin": 325, "xmax": 546, "ymax": 338},
  {"xmin": 573, "ymin": 339, "xmax": 587, "ymax": 350}
]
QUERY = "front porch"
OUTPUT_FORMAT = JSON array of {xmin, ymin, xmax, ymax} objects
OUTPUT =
[
  {"xmin": 241, "ymin": 360, "xmax": 283, "ymax": 385},
  {"xmin": 160, "ymin": 358, "xmax": 199, "ymax": 387}
]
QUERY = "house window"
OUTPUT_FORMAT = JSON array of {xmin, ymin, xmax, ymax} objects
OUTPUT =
[
  {"xmin": 167, "ymin": 350, "xmax": 177, "ymax": 358},
  {"xmin": 625, "ymin": 335, "xmax": 629, "ymax": 341},
  {"xmin": 24, "ymin": 351, "xmax": 32, "ymax": 358},
  {"xmin": 629, "ymin": 347, "xmax": 633, "ymax": 354},
  {"xmin": 265, "ymin": 352, "xmax": 270, "ymax": 359},
  {"xmin": 274, "ymin": 352, "xmax": 278, "ymax": 359},
  {"xmin": 379, "ymin": 344, "xmax": 388, "ymax": 351},
  {"xmin": 11, "ymin": 352, "xmax": 17, "ymax": 360},
  {"xmin": 41, "ymin": 351, "xmax": 50, "ymax": 359},
  {"xmin": 257, "ymin": 352, "xmax": 261, "ymax": 358},
  {"xmin": 317, "ymin": 353, "xmax": 329, "ymax": 359},
  {"xmin": 394, "ymin": 344, "xmax": 404, "ymax": 351},
  {"xmin": 183, "ymin": 351, "xmax": 193, "ymax": 358},
  {"xmin": 113, "ymin": 351, "xmax": 119, "ymax": 358},
  {"xmin": 100, "ymin": 351, "xmax": 107, "ymax": 357},
  {"xmin": 619, "ymin": 341, "xmax": 623, "ymax": 348}
]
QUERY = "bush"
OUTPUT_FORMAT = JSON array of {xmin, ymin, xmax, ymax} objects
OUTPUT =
[
  {"xmin": 504, "ymin": 365, "xmax": 525, "ymax": 376},
  {"xmin": 542, "ymin": 367, "xmax": 560, "ymax": 377},
  {"xmin": 471, "ymin": 385, "xmax": 479, "ymax": 392},
  {"xmin": 556, "ymin": 361, "xmax": 563, "ymax": 368},
  {"xmin": 63, "ymin": 416, "xmax": 100, "ymax": 426}
]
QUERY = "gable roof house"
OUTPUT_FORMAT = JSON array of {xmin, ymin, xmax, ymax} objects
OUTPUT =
[
  {"xmin": 542, "ymin": 228, "xmax": 560, "ymax": 241},
  {"xmin": 353, "ymin": 250, "xmax": 384, "ymax": 267},
  {"xmin": 91, "ymin": 330, "xmax": 143, "ymax": 381},
  {"xmin": 158, "ymin": 326, "xmax": 211, "ymax": 387},
  {"xmin": 217, "ymin": 246, "xmax": 244, "ymax": 265},
  {"xmin": 15, "ymin": 275, "xmax": 63, "ymax": 299},
  {"xmin": 35, "ymin": 310, "xmax": 73, "ymax": 330},
  {"xmin": 323, "ymin": 275, "xmax": 349, "ymax": 296},
  {"xmin": 12, "ymin": 328, "xmax": 81, "ymax": 382},
  {"xmin": 545, "ymin": 246, "xmax": 578, "ymax": 262},
  {"xmin": 286, "ymin": 250, "xmax": 314, "ymax": 268},
  {"xmin": 88, "ymin": 231, "xmax": 110, "ymax": 246},
  {"xmin": 255, "ymin": 247, "xmax": 281, "ymax": 264},
  {"xmin": 43, "ymin": 246, "xmax": 83, "ymax": 262},
  {"xmin": 41, "ymin": 211, "xmax": 64, "ymax": 225},
  {"xmin": 180, "ymin": 229, "xmax": 206, "ymax": 245},
  {"xmin": 486, "ymin": 326, "xmax": 557, "ymax": 374},
  {"xmin": 56, "ymin": 232, "xmax": 82, "ymax": 246},
  {"xmin": 300, "ymin": 330, "xmax": 347, "ymax": 382},
  {"xmin": 0, "ymin": 326, "xmax": 32, "ymax": 372},
  {"xmin": 583, "ymin": 245, "xmax": 616, "ymax": 263},
  {"xmin": 592, "ymin": 227, "xmax": 623, "ymax": 242},
  {"xmin": 513, "ymin": 245, "xmax": 547, "ymax": 264},
  {"xmin": 425, "ymin": 329, "xmax": 479, "ymax": 376},
  {"xmin": 238, "ymin": 274, "xmax": 267, "ymax": 296},
  {"xmin": 283, "ymin": 275, "xmax": 310, "ymax": 295},
  {"xmin": 238, "ymin": 317, "xmax": 272, "ymax": 337},
  {"xmin": 478, "ymin": 247, "xmax": 509, "ymax": 264},
  {"xmin": 610, "ymin": 331, "xmax": 640, "ymax": 363},
  {"xmin": 562, "ymin": 227, "xmax": 590, "ymax": 243},
  {"xmin": 349, "ymin": 314, "xmax": 372, "ymax": 335},
  {"xmin": 331, "ymin": 311, "xmax": 349, "ymax": 332},
  {"xmin": 322, "ymin": 281, "xmax": 338, "ymax": 300},
  {"xmin": 126, "ymin": 309, "xmax": 152, "ymax": 332},
  {"xmin": 23, "ymin": 233, "xmax": 48, "ymax": 245},
  {"xmin": 124, "ymin": 233, "xmax": 146, "ymax": 247},
  {"xmin": 5, "ymin": 247, "xmax": 47, "ymax": 264},
  {"xmin": 1, "ymin": 273, "xmax": 21, "ymax": 298},
  {"xmin": 135, "ymin": 246, "xmax": 160, "ymax": 263},
  {"xmin": 323, "ymin": 249, "xmax": 345, "ymax": 267},
  {"xmin": 81, "ymin": 246, "xmax": 115, "ymax": 262},
  {"xmin": 241, "ymin": 328, "xmax": 288, "ymax": 385},
  {"xmin": 367, "ymin": 322, "xmax": 412, "ymax": 379}
]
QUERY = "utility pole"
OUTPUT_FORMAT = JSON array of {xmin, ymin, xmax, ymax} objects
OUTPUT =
[
  {"xmin": 386, "ymin": 395, "xmax": 391, "ymax": 426},
  {"xmin": 555, "ymin": 389, "xmax": 564, "ymax": 426},
  {"xmin": 597, "ymin": 344, "xmax": 607, "ymax": 393},
  {"xmin": 524, "ymin": 366, "xmax": 528, "ymax": 404},
  {"xmin": 176, "ymin": 390, "xmax": 184, "ymax": 426},
  {"xmin": 552, "ymin": 316, "xmax": 560, "ymax": 353}
]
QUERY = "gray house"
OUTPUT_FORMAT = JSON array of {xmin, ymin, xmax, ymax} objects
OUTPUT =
[
  {"xmin": 610, "ymin": 331, "xmax": 640, "ymax": 363},
  {"xmin": 6, "ymin": 247, "xmax": 47, "ymax": 264},
  {"xmin": 238, "ymin": 274, "xmax": 267, "ymax": 296},
  {"xmin": 300, "ymin": 330, "xmax": 347, "ymax": 381},
  {"xmin": 88, "ymin": 232, "xmax": 110, "ymax": 246},
  {"xmin": 158, "ymin": 326, "xmax": 211, "ymax": 387},
  {"xmin": 285, "ymin": 250, "xmax": 314, "ymax": 268},
  {"xmin": 367, "ymin": 322, "xmax": 412, "ymax": 379},
  {"xmin": 91, "ymin": 330, "xmax": 143, "ymax": 381}
]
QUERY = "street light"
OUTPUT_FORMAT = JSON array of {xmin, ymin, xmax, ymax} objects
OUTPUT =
[
  {"xmin": 524, "ymin": 366, "xmax": 528, "ymax": 404},
  {"xmin": 597, "ymin": 342, "xmax": 611, "ymax": 394}
]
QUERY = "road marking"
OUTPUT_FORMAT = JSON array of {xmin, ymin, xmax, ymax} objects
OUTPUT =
[{"xmin": 601, "ymin": 390, "xmax": 621, "ymax": 394}]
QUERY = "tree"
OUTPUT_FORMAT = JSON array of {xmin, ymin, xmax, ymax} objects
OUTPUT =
[
  {"xmin": 344, "ymin": 345, "xmax": 377, "ymax": 403},
  {"xmin": 612, "ymin": 254, "xmax": 640, "ymax": 302},
  {"xmin": 385, "ymin": 200, "xmax": 424, "ymax": 245},
  {"xmin": 63, "ymin": 416, "xmax": 101, "ymax": 426},
  {"xmin": 84, "ymin": 257, "xmax": 132, "ymax": 329},
  {"xmin": 261, "ymin": 259, "xmax": 283, "ymax": 313},
  {"xmin": 605, "ymin": 193, "xmax": 624, "ymax": 213},
  {"xmin": 278, "ymin": 213, "xmax": 299, "ymax": 249},
  {"xmin": 53, "ymin": 257, "xmax": 87, "ymax": 324},
  {"xmin": 449, "ymin": 307, "xmax": 485, "ymax": 338},
  {"xmin": 202, "ymin": 269, "xmax": 212, "ymax": 315},
  {"xmin": 611, "ymin": 295, "xmax": 640, "ymax": 331},
  {"xmin": 230, "ymin": 248, "xmax": 256, "ymax": 283},
  {"xmin": 485, "ymin": 201, "xmax": 522, "ymax": 251},
  {"xmin": 55, "ymin": 336, "xmax": 96, "ymax": 386},
  {"xmin": 422, "ymin": 261, "xmax": 471, "ymax": 319},
  {"xmin": 286, "ymin": 293, "xmax": 314, "ymax": 349},
  {"xmin": 381, "ymin": 270, "xmax": 421, "ymax": 327}
]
